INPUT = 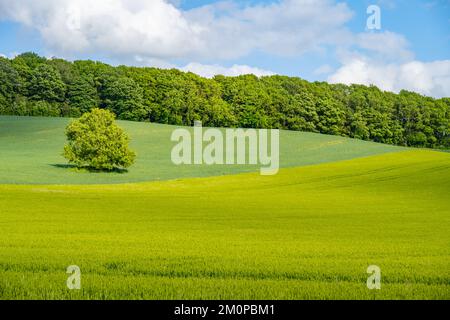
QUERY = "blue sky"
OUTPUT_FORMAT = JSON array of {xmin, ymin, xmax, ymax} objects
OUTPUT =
[
  {"xmin": 178, "ymin": 0, "xmax": 450, "ymax": 60},
  {"xmin": 0, "ymin": 0, "xmax": 449, "ymax": 97}
]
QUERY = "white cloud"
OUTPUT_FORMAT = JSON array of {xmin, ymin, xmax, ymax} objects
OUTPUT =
[
  {"xmin": 328, "ymin": 30, "xmax": 450, "ymax": 98},
  {"xmin": 0, "ymin": 0, "xmax": 200, "ymax": 59},
  {"xmin": 313, "ymin": 64, "xmax": 334, "ymax": 75},
  {"xmin": 0, "ymin": 52, "xmax": 19, "ymax": 59},
  {"xmin": 328, "ymin": 58, "xmax": 450, "ymax": 98},
  {"xmin": 0, "ymin": 0, "xmax": 354, "ymax": 61},
  {"xmin": 355, "ymin": 31, "xmax": 413, "ymax": 62},
  {"xmin": 181, "ymin": 62, "xmax": 275, "ymax": 78},
  {"xmin": 132, "ymin": 56, "xmax": 177, "ymax": 69},
  {"xmin": 187, "ymin": 0, "xmax": 354, "ymax": 58},
  {"xmin": 1, "ymin": 0, "xmax": 448, "ymax": 97}
]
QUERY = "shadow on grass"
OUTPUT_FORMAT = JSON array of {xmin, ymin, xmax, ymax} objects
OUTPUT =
[{"xmin": 49, "ymin": 164, "xmax": 128, "ymax": 174}]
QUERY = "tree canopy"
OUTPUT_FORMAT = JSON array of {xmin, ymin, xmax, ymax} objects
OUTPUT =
[
  {"xmin": 0, "ymin": 52, "xmax": 449, "ymax": 149},
  {"xmin": 63, "ymin": 108, "xmax": 136, "ymax": 171}
]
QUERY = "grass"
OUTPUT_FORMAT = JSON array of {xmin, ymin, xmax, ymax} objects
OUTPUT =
[
  {"xmin": 0, "ymin": 149, "xmax": 449, "ymax": 299},
  {"xmin": 0, "ymin": 115, "xmax": 402, "ymax": 184}
]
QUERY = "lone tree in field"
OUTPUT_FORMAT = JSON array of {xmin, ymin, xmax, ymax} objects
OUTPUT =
[{"xmin": 64, "ymin": 108, "xmax": 136, "ymax": 171}]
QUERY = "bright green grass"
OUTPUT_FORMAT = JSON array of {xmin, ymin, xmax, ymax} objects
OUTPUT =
[
  {"xmin": 0, "ymin": 116, "xmax": 402, "ymax": 184},
  {"xmin": 0, "ymin": 150, "xmax": 449, "ymax": 299}
]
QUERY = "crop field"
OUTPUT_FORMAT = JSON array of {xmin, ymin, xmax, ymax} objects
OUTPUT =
[
  {"xmin": 0, "ymin": 116, "xmax": 449, "ymax": 299},
  {"xmin": 0, "ymin": 116, "xmax": 401, "ymax": 184}
]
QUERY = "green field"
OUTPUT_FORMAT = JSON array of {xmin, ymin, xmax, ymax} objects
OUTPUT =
[
  {"xmin": 0, "ymin": 116, "xmax": 449, "ymax": 299},
  {"xmin": 0, "ymin": 116, "xmax": 401, "ymax": 184}
]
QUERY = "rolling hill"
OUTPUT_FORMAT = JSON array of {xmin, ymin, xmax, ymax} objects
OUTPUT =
[
  {"xmin": 0, "ymin": 115, "xmax": 402, "ymax": 184},
  {"xmin": 0, "ymin": 116, "xmax": 448, "ymax": 299}
]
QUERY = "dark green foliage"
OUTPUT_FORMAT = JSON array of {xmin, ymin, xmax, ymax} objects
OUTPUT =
[
  {"xmin": 14, "ymin": 52, "xmax": 46, "ymax": 69},
  {"xmin": 67, "ymin": 75, "xmax": 98, "ymax": 113},
  {"xmin": 101, "ymin": 77, "xmax": 146, "ymax": 121},
  {"xmin": 28, "ymin": 64, "xmax": 66, "ymax": 102},
  {"xmin": 1, "ymin": 52, "xmax": 449, "ymax": 149},
  {"xmin": 0, "ymin": 58, "xmax": 22, "ymax": 102}
]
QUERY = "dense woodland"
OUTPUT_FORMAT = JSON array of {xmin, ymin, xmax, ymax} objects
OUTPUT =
[{"xmin": 1, "ymin": 52, "xmax": 449, "ymax": 148}]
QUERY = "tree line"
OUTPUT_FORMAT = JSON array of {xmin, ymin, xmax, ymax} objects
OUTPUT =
[{"xmin": 1, "ymin": 52, "xmax": 449, "ymax": 148}]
